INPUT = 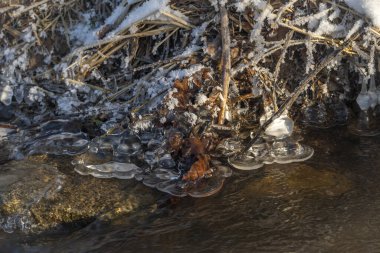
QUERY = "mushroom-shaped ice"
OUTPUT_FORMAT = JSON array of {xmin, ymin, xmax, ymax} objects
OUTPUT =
[
  {"xmin": 228, "ymin": 155, "xmax": 264, "ymax": 171},
  {"xmin": 19, "ymin": 120, "xmax": 89, "ymax": 157},
  {"xmin": 229, "ymin": 114, "xmax": 314, "ymax": 171},
  {"xmin": 227, "ymin": 140, "xmax": 268, "ymax": 170},
  {"xmin": 141, "ymin": 160, "xmax": 232, "ymax": 197},
  {"xmin": 73, "ymin": 132, "xmax": 143, "ymax": 176},
  {"xmin": 270, "ymin": 137, "xmax": 314, "ymax": 164},
  {"xmin": 76, "ymin": 161, "xmax": 143, "ymax": 179}
]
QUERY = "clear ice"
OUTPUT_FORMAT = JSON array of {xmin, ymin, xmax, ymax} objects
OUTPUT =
[
  {"xmin": 228, "ymin": 113, "xmax": 314, "ymax": 170},
  {"xmin": 18, "ymin": 120, "xmax": 89, "ymax": 157},
  {"xmin": 0, "ymin": 84, "xmax": 13, "ymax": 106},
  {"xmin": 350, "ymin": 76, "xmax": 380, "ymax": 136},
  {"xmin": 71, "ymin": 128, "xmax": 232, "ymax": 197},
  {"xmin": 141, "ymin": 160, "xmax": 232, "ymax": 198}
]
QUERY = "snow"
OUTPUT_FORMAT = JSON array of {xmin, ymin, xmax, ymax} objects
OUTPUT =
[
  {"xmin": 250, "ymin": 4, "xmax": 274, "ymax": 43},
  {"xmin": 208, "ymin": 0, "xmax": 219, "ymax": 11},
  {"xmin": 234, "ymin": 0, "xmax": 266, "ymax": 12},
  {"xmin": 184, "ymin": 112, "xmax": 198, "ymax": 126},
  {"xmin": 344, "ymin": 0, "xmax": 380, "ymax": 27},
  {"xmin": 111, "ymin": 0, "xmax": 170, "ymax": 36},
  {"xmin": 69, "ymin": 12, "xmax": 98, "ymax": 45},
  {"xmin": 168, "ymin": 64, "xmax": 205, "ymax": 80},
  {"xmin": 264, "ymin": 115, "xmax": 294, "ymax": 138},
  {"xmin": 28, "ymin": 86, "xmax": 45, "ymax": 103},
  {"xmin": 315, "ymin": 19, "xmax": 345, "ymax": 36},
  {"xmin": 0, "ymin": 85, "xmax": 13, "ymax": 106},
  {"xmin": 166, "ymin": 88, "xmax": 179, "ymax": 110},
  {"xmin": 195, "ymin": 93, "xmax": 208, "ymax": 106}
]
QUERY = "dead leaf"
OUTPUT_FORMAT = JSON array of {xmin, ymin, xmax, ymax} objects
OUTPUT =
[{"xmin": 182, "ymin": 154, "xmax": 210, "ymax": 181}]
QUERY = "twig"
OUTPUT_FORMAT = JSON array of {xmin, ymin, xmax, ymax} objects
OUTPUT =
[
  {"xmin": 65, "ymin": 26, "xmax": 176, "ymax": 62},
  {"xmin": 272, "ymin": 30, "xmax": 294, "ymax": 111},
  {"xmin": 0, "ymin": 5, "xmax": 20, "ymax": 14},
  {"xmin": 159, "ymin": 10, "xmax": 195, "ymax": 29},
  {"xmin": 65, "ymin": 78, "xmax": 111, "ymax": 93},
  {"xmin": 217, "ymin": 0, "xmax": 231, "ymax": 125},
  {"xmin": 133, "ymin": 53, "xmax": 194, "ymax": 72},
  {"xmin": 12, "ymin": 0, "xmax": 50, "ymax": 17},
  {"xmin": 278, "ymin": 21, "xmax": 335, "ymax": 42},
  {"xmin": 152, "ymin": 28, "xmax": 179, "ymax": 53}
]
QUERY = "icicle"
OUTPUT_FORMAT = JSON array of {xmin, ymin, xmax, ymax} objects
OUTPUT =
[
  {"xmin": 356, "ymin": 77, "xmax": 370, "ymax": 111},
  {"xmin": 305, "ymin": 39, "xmax": 315, "ymax": 74},
  {"xmin": 367, "ymin": 42, "xmax": 377, "ymax": 108}
]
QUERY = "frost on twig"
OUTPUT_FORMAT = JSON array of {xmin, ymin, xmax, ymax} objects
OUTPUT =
[{"xmin": 217, "ymin": 0, "xmax": 232, "ymax": 125}]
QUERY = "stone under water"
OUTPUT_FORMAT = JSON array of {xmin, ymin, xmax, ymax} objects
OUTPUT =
[
  {"xmin": 0, "ymin": 158, "xmax": 157, "ymax": 233},
  {"xmin": 243, "ymin": 164, "xmax": 352, "ymax": 197}
]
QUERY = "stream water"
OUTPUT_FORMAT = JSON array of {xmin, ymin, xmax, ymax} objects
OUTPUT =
[{"xmin": 0, "ymin": 125, "xmax": 380, "ymax": 252}]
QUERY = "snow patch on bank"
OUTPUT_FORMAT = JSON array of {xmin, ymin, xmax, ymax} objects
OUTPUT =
[
  {"xmin": 343, "ymin": 0, "xmax": 380, "ymax": 27},
  {"xmin": 110, "ymin": 0, "xmax": 170, "ymax": 36}
]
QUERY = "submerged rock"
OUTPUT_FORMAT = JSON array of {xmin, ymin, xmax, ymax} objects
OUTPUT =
[
  {"xmin": 0, "ymin": 158, "xmax": 157, "ymax": 233},
  {"xmin": 244, "ymin": 164, "xmax": 352, "ymax": 197},
  {"xmin": 0, "ymin": 160, "xmax": 64, "ymax": 232}
]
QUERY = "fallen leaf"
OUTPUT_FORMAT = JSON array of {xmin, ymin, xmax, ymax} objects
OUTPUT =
[{"xmin": 182, "ymin": 154, "xmax": 210, "ymax": 181}]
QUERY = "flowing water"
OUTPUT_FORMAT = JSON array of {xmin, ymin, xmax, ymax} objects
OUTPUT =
[{"xmin": 1, "ymin": 125, "xmax": 380, "ymax": 252}]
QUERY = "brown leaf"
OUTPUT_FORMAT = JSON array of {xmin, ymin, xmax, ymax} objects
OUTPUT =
[
  {"xmin": 192, "ymin": 76, "xmax": 203, "ymax": 88},
  {"xmin": 168, "ymin": 131, "xmax": 183, "ymax": 152},
  {"xmin": 173, "ymin": 78, "xmax": 189, "ymax": 92},
  {"xmin": 189, "ymin": 137, "xmax": 205, "ymax": 156},
  {"xmin": 182, "ymin": 154, "xmax": 210, "ymax": 181}
]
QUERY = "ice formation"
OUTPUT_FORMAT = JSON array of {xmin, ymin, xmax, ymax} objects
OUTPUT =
[
  {"xmin": 70, "ymin": 128, "xmax": 232, "ymax": 197},
  {"xmin": 357, "ymin": 83, "xmax": 371, "ymax": 111},
  {"xmin": 15, "ymin": 120, "xmax": 89, "ymax": 158},
  {"xmin": 0, "ymin": 85, "xmax": 13, "ymax": 106},
  {"xmin": 368, "ymin": 76, "xmax": 378, "ymax": 109},
  {"xmin": 264, "ymin": 115, "xmax": 294, "ymax": 138},
  {"xmin": 228, "ymin": 114, "xmax": 314, "ymax": 171}
]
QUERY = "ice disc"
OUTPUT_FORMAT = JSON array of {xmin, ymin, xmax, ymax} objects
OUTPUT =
[
  {"xmin": 228, "ymin": 155, "xmax": 264, "ymax": 170},
  {"xmin": 187, "ymin": 177, "xmax": 225, "ymax": 198}
]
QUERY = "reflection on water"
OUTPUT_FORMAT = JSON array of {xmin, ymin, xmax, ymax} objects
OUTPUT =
[{"xmin": 1, "ymin": 127, "xmax": 380, "ymax": 252}]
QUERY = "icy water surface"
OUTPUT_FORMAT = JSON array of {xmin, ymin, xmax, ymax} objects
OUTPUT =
[{"xmin": 1, "ymin": 127, "xmax": 380, "ymax": 252}]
